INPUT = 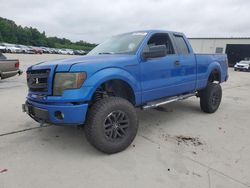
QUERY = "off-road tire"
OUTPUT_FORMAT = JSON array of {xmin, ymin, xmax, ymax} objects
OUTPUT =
[
  {"xmin": 85, "ymin": 97, "xmax": 138, "ymax": 154},
  {"xmin": 199, "ymin": 83, "xmax": 222, "ymax": 113}
]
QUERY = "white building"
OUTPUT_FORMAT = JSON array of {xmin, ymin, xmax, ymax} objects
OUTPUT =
[{"xmin": 188, "ymin": 38, "xmax": 250, "ymax": 66}]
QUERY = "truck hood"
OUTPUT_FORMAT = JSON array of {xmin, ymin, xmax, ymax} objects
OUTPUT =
[{"xmin": 31, "ymin": 54, "xmax": 136, "ymax": 72}]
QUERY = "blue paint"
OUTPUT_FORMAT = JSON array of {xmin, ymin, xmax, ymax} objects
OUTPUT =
[{"xmin": 24, "ymin": 30, "xmax": 228, "ymax": 125}]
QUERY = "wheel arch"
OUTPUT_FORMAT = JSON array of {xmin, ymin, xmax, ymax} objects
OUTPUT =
[
  {"xmin": 207, "ymin": 62, "xmax": 222, "ymax": 83},
  {"xmin": 84, "ymin": 68, "xmax": 141, "ymax": 105}
]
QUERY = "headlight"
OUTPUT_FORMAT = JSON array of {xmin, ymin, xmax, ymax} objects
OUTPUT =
[{"xmin": 53, "ymin": 72, "xmax": 86, "ymax": 96}]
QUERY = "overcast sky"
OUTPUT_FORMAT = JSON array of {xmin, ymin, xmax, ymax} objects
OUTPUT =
[{"xmin": 0, "ymin": 0, "xmax": 250, "ymax": 43}]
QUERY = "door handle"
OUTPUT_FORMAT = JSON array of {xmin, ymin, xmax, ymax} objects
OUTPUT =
[{"xmin": 174, "ymin": 61, "xmax": 181, "ymax": 66}]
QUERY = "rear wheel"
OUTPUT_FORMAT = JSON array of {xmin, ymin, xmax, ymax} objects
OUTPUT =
[
  {"xmin": 199, "ymin": 83, "xmax": 222, "ymax": 113},
  {"xmin": 85, "ymin": 97, "xmax": 138, "ymax": 154}
]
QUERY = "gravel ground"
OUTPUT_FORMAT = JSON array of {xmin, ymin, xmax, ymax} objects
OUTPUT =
[{"xmin": 0, "ymin": 54, "xmax": 250, "ymax": 188}]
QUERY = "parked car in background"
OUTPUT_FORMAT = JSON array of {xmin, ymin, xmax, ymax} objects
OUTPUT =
[
  {"xmin": 58, "ymin": 49, "xmax": 66, "ymax": 55},
  {"xmin": 73, "ymin": 50, "xmax": 86, "ymax": 55},
  {"xmin": 234, "ymin": 60, "xmax": 250, "ymax": 71},
  {"xmin": 73, "ymin": 50, "xmax": 80, "ymax": 55},
  {"xmin": 58, "ymin": 49, "xmax": 68, "ymax": 55},
  {"xmin": 16, "ymin": 45, "xmax": 34, "ymax": 54},
  {"xmin": 51, "ymin": 48, "xmax": 59, "ymax": 54},
  {"xmin": 32, "ymin": 47, "xmax": 43, "ymax": 54},
  {"xmin": 47, "ymin": 48, "xmax": 54, "ymax": 54},
  {"xmin": 41, "ymin": 47, "xmax": 52, "ymax": 54},
  {"xmin": 3, "ymin": 43, "xmax": 22, "ymax": 53},
  {"xmin": 0, "ymin": 52, "xmax": 22, "ymax": 79},
  {"xmin": 1, "ymin": 42, "xmax": 79, "ymax": 55},
  {"xmin": 57, "ymin": 49, "xmax": 74, "ymax": 55},
  {"xmin": 80, "ymin": 50, "xmax": 87, "ymax": 55},
  {"xmin": 66, "ymin": 49, "xmax": 74, "ymax": 55},
  {"xmin": 0, "ymin": 43, "xmax": 7, "ymax": 53}
]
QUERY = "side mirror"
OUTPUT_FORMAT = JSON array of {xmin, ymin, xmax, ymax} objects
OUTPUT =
[{"xmin": 142, "ymin": 45, "xmax": 167, "ymax": 60}]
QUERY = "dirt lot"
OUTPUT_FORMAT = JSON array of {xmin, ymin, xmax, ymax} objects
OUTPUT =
[{"xmin": 0, "ymin": 54, "xmax": 250, "ymax": 188}]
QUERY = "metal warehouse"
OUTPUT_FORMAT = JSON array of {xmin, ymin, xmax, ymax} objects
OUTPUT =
[{"xmin": 189, "ymin": 38, "xmax": 250, "ymax": 67}]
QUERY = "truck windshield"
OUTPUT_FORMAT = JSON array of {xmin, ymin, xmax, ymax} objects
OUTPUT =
[{"xmin": 88, "ymin": 32, "xmax": 147, "ymax": 56}]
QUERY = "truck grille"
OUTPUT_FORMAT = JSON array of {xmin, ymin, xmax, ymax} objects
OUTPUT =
[{"xmin": 27, "ymin": 69, "xmax": 50, "ymax": 92}]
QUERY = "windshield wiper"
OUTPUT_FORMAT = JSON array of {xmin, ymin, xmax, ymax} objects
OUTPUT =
[{"xmin": 98, "ymin": 52, "xmax": 114, "ymax": 55}]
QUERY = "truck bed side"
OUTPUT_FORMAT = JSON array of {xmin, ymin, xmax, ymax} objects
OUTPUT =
[{"xmin": 194, "ymin": 54, "xmax": 228, "ymax": 90}]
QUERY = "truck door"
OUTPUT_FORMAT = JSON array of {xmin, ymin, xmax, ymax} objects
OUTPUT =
[
  {"xmin": 140, "ymin": 33, "xmax": 181, "ymax": 102},
  {"xmin": 172, "ymin": 34, "xmax": 196, "ymax": 93},
  {"xmin": 140, "ymin": 33, "xmax": 196, "ymax": 103}
]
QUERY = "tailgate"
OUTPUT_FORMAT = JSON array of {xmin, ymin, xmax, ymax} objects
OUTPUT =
[{"xmin": 0, "ymin": 60, "xmax": 19, "ymax": 72}]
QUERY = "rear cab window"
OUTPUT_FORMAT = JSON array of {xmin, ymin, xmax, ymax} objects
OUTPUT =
[{"xmin": 174, "ymin": 35, "xmax": 190, "ymax": 55}]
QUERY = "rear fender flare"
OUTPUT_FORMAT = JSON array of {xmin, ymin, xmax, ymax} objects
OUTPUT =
[{"xmin": 206, "ymin": 62, "xmax": 222, "ymax": 83}]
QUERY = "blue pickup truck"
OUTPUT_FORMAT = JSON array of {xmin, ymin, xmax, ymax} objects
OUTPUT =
[{"xmin": 23, "ymin": 30, "xmax": 228, "ymax": 153}]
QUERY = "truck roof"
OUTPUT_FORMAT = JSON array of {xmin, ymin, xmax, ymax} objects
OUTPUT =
[{"xmin": 119, "ymin": 30, "xmax": 185, "ymax": 36}]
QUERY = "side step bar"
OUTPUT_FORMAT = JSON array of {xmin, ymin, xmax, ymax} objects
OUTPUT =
[{"xmin": 142, "ymin": 92, "xmax": 197, "ymax": 109}]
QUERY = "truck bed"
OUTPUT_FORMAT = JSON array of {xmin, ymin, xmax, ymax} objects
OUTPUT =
[{"xmin": 195, "ymin": 53, "xmax": 228, "ymax": 90}]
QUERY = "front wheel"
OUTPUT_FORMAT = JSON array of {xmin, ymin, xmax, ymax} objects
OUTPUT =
[
  {"xmin": 199, "ymin": 83, "xmax": 222, "ymax": 113},
  {"xmin": 85, "ymin": 97, "xmax": 138, "ymax": 154}
]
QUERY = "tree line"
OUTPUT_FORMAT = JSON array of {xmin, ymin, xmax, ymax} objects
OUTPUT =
[{"xmin": 0, "ymin": 17, "xmax": 97, "ymax": 51}]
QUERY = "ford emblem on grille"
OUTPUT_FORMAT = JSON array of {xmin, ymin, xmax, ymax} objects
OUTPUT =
[{"xmin": 35, "ymin": 78, "xmax": 39, "ymax": 84}]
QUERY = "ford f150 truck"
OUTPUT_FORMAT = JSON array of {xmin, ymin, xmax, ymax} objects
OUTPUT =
[
  {"xmin": 0, "ymin": 52, "xmax": 22, "ymax": 79},
  {"xmin": 22, "ymin": 30, "xmax": 228, "ymax": 153}
]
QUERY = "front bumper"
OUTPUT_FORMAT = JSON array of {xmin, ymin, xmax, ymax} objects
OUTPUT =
[
  {"xmin": 22, "ymin": 100, "xmax": 88, "ymax": 125},
  {"xmin": 234, "ymin": 66, "xmax": 250, "ymax": 71}
]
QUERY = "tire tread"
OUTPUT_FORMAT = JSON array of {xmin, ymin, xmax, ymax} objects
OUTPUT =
[
  {"xmin": 85, "ymin": 97, "xmax": 138, "ymax": 154},
  {"xmin": 199, "ymin": 83, "xmax": 222, "ymax": 113}
]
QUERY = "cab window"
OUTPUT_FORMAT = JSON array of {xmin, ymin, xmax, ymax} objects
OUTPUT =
[{"xmin": 147, "ymin": 33, "xmax": 175, "ymax": 55}]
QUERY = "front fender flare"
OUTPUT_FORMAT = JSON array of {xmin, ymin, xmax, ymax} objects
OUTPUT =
[{"xmin": 83, "ymin": 68, "xmax": 141, "ymax": 104}]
